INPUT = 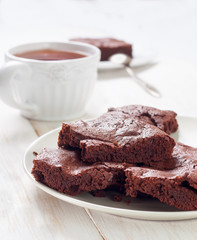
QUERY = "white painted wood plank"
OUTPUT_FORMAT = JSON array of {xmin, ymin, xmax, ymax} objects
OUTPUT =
[
  {"xmin": 89, "ymin": 211, "xmax": 197, "ymax": 240},
  {"xmin": 30, "ymin": 120, "xmax": 62, "ymax": 136},
  {"xmin": 0, "ymin": 103, "xmax": 103, "ymax": 240}
]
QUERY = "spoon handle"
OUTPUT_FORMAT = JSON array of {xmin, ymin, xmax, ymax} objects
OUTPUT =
[{"xmin": 125, "ymin": 66, "xmax": 161, "ymax": 98}]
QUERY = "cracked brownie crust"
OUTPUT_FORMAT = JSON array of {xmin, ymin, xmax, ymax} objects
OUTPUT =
[
  {"xmin": 108, "ymin": 105, "xmax": 178, "ymax": 134},
  {"xmin": 125, "ymin": 143, "xmax": 197, "ymax": 210},
  {"xmin": 31, "ymin": 148, "xmax": 126, "ymax": 196},
  {"xmin": 58, "ymin": 111, "xmax": 175, "ymax": 169}
]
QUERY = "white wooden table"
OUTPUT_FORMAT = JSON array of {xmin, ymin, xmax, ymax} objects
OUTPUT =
[{"xmin": 1, "ymin": 0, "xmax": 197, "ymax": 239}]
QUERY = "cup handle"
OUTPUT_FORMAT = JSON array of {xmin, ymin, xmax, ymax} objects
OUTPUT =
[{"xmin": 0, "ymin": 61, "xmax": 38, "ymax": 114}]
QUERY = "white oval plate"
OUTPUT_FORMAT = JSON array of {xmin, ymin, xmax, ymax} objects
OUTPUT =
[{"xmin": 24, "ymin": 116, "xmax": 197, "ymax": 221}]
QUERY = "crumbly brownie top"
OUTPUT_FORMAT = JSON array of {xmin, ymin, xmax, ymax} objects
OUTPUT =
[
  {"xmin": 60, "ymin": 111, "xmax": 173, "ymax": 148},
  {"xmin": 36, "ymin": 148, "xmax": 125, "ymax": 175},
  {"xmin": 70, "ymin": 38, "xmax": 131, "ymax": 48},
  {"xmin": 126, "ymin": 143, "xmax": 197, "ymax": 189},
  {"xmin": 108, "ymin": 105, "xmax": 178, "ymax": 134}
]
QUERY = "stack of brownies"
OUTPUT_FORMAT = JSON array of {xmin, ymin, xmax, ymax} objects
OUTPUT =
[{"xmin": 32, "ymin": 105, "xmax": 197, "ymax": 211}]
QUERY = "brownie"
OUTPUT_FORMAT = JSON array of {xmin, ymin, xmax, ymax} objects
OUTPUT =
[
  {"xmin": 58, "ymin": 111, "xmax": 175, "ymax": 169},
  {"xmin": 70, "ymin": 38, "xmax": 132, "ymax": 61},
  {"xmin": 31, "ymin": 148, "xmax": 126, "ymax": 196},
  {"xmin": 125, "ymin": 143, "xmax": 197, "ymax": 211},
  {"xmin": 108, "ymin": 105, "xmax": 178, "ymax": 134}
]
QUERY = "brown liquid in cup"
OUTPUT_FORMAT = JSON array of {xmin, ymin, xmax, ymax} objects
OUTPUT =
[{"xmin": 15, "ymin": 49, "xmax": 87, "ymax": 61}]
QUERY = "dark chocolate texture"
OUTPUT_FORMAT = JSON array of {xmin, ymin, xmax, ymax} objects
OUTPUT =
[
  {"xmin": 125, "ymin": 143, "xmax": 197, "ymax": 211},
  {"xmin": 108, "ymin": 105, "xmax": 178, "ymax": 134},
  {"xmin": 32, "ymin": 143, "xmax": 197, "ymax": 210},
  {"xmin": 58, "ymin": 111, "xmax": 175, "ymax": 169},
  {"xmin": 31, "ymin": 148, "xmax": 126, "ymax": 196}
]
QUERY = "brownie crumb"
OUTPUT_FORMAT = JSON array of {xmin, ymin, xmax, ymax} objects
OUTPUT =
[
  {"xmin": 33, "ymin": 151, "xmax": 38, "ymax": 156},
  {"xmin": 124, "ymin": 199, "xmax": 131, "ymax": 205},
  {"xmin": 113, "ymin": 194, "xmax": 123, "ymax": 202},
  {"xmin": 91, "ymin": 190, "xmax": 106, "ymax": 197}
]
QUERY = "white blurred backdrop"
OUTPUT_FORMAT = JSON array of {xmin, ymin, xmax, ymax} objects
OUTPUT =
[{"xmin": 0, "ymin": 0, "xmax": 197, "ymax": 63}]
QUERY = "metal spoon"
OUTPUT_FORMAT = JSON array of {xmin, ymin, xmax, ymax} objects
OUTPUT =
[{"xmin": 109, "ymin": 53, "xmax": 161, "ymax": 98}]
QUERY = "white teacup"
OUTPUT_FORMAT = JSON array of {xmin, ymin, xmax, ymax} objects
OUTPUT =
[{"xmin": 0, "ymin": 42, "xmax": 100, "ymax": 121}]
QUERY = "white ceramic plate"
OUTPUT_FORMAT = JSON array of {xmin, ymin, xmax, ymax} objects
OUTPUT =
[
  {"xmin": 24, "ymin": 116, "xmax": 197, "ymax": 221},
  {"xmin": 98, "ymin": 50, "xmax": 158, "ymax": 70}
]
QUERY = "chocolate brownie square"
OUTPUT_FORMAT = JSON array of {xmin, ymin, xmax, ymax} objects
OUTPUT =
[
  {"xmin": 31, "ymin": 148, "xmax": 125, "ymax": 196},
  {"xmin": 108, "ymin": 105, "xmax": 178, "ymax": 134},
  {"xmin": 70, "ymin": 38, "xmax": 132, "ymax": 61},
  {"xmin": 125, "ymin": 143, "xmax": 197, "ymax": 211},
  {"xmin": 58, "ymin": 111, "xmax": 175, "ymax": 169}
]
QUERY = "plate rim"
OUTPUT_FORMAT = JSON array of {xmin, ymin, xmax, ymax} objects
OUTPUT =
[{"xmin": 23, "ymin": 115, "xmax": 197, "ymax": 221}]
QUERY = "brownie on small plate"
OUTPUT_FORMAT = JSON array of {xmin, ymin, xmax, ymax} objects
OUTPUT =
[
  {"xmin": 108, "ymin": 105, "xmax": 178, "ymax": 134},
  {"xmin": 58, "ymin": 111, "xmax": 175, "ymax": 169},
  {"xmin": 125, "ymin": 143, "xmax": 197, "ymax": 211},
  {"xmin": 70, "ymin": 38, "xmax": 132, "ymax": 61},
  {"xmin": 31, "ymin": 148, "xmax": 126, "ymax": 196}
]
